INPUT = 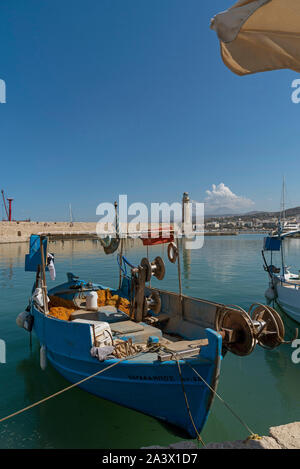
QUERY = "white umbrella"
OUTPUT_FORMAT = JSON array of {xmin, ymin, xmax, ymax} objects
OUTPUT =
[{"xmin": 211, "ymin": 0, "xmax": 300, "ymax": 75}]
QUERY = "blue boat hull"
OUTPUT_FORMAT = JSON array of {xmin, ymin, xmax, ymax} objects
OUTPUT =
[{"xmin": 32, "ymin": 306, "xmax": 222, "ymax": 437}]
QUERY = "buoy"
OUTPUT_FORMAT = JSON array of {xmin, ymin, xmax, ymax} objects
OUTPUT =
[
  {"xmin": 40, "ymin": 345, "xmax": 47, "ymax": 370},
  {"xmin": 86, "ymin": 291, "xmax": 98, "ymax": 311}
]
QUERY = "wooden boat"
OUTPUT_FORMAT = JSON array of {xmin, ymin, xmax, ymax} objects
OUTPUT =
[{"xmin": 18, "ymin": 231, "xmax": 288, "ymax": 438}]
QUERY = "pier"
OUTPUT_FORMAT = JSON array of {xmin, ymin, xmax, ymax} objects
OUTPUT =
[
  {"xmin": 143, "ymin": 422, "xmax": 300, "ymax": 449},
  {"xmin": 0, "ymin": 221, "xmax": 98, "ymax": 243},
  {"xmin": 0, "ymin": 221, "xmax": 243, "ymax": 244}
]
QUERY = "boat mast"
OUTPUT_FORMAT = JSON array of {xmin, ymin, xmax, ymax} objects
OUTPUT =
[
  {"xmin": 280, "ymin": 176, "xmax": 286, "ymax": 224},
  {"xmin": 279, "ymin": 177, "xmax": 286, "ymax": 277}
]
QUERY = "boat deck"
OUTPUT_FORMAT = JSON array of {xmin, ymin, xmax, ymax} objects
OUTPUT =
[
  {"xmin": 69, "ymin": 305, "xmax": 209, "ymax": 360},
  {"xmin": 280, "ymin": 281, "xmax": 300, "ymax": 289}
]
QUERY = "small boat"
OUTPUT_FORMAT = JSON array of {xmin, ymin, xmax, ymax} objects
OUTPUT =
[
  {"xmin": 263, "ymin": 227, "xmax": 300, "ymax": 324},
  {"xmin": 18, "ymin": 226, "xmax": 288, "ymax": 438}
]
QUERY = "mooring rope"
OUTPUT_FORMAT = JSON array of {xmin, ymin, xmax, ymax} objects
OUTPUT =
[
  {"xmin": 185, "ymin": 362, "xmax": 261, "ymax": 441},
  {"xmin": 0, "ymin": 351, "xmax": 147, "ymax": 425},
  {"xmin": 0, "ymin": 345, "xmax": 261, "ymax": 444},
  {"xmin": 173, "ymin": 354, "xmax": 206, "ymax": 448}
]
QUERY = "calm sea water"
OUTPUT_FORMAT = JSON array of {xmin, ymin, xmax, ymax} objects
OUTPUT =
[{"xmin": 0, "ymin": 235, "xmax": 299, "ymax": 449}]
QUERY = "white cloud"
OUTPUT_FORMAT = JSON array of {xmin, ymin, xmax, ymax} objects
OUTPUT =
[{"xmin": 204, "ymin": 183, "xmax": 254, "ymax": 214}]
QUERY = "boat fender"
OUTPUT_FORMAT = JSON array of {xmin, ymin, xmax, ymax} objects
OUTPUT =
[
  {"xmin": 16, "ymin": 311, "xmax": 28, "ymax": 329},
  {"xmin": 40, "ymin": 345, "xmax": 47, "ymax": 371},
  {"xmin": 16, "ymin": 311, "xmax": 34, "ymax": 331},
  {"xmin": 167, "ymin": 242, "xmax": 178, "ymax": 264},
  {"xmin": 24, "ymin": 314, "xmax": 34, "ymax": 332},
  {"xmin": 265, "ymin": 286, "xmax": 277, "ymax": 301}
]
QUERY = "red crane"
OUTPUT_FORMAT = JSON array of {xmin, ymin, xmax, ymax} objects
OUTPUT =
[{"xmin": 1, "ymin": 190, "xmax": 13, "ymax": 221}]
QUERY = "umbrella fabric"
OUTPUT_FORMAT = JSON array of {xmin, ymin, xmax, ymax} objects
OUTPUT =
[{"xmin": 211, "ymin": 0, "xmax": 300, "ymax": 75}]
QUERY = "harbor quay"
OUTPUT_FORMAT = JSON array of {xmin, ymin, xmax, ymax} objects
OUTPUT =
[
  {"xmin": 143, "ymin": 422, "xmax": 300, "ymax": 450},
  {"xmin": 0, "ymin": 220, "xmax": 264, "ymax": 244}
]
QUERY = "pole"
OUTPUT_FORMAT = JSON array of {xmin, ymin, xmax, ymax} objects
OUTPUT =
[
  {"xmin": 278, "ymin": 222, "xmax": 285, "ymax": 278},
  {"xmin": 7, "ymin": 199, "xmax": 13, "ymax": 222},
  {"xmin": 1, "ymin": 190, "xmax": 9, "ymax": 221},
  {"xmin": 118, "ymin": 238, "xmax": 124, "ymax": 289},
  {"xmin": 176, "ymin": 238, "xmax": 183, "ymax": 316},
  {"xmin": 39, "ymin": 235, "xmax": 49, "ymax": 314},
  {"xmin": 281, "ymin": 238, "xmax": 285, "ymax": 278}
]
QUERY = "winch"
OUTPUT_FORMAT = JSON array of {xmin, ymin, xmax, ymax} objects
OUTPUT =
[
  {"xmin": 129, "ymin": 252, "xmax": 297, "ymax": 357},
  {"xmin": 130, "ymin": 256, "xmax": 165, "ymax": 322},
  {"xmin": 215, "ymin": 303, "xmax": 294, "ymax": 356}
]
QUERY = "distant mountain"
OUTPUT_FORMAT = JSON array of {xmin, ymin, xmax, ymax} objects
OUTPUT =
[{"xmin": 203, "ymin": 206, "xmax": 300, "ymax": 221}]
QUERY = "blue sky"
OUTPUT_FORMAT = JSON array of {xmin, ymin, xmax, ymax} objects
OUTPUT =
[{"xmin": 0, "ymin": 0, "xmax": 299, "ymax": 221}]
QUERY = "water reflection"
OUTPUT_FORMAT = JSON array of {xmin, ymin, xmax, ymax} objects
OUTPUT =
[
  {"xmin": 264, "ymin": 346, "xmax": 300, "ymax": 409},
  {"xmin": 0, "ymin": 236, "xmax": 300, "ymax": 448},
  {"xmin": 16, "ymin": 341, "xmax": 182, "ymax": 449},
  {"xmin": 182, "ymin": 238, "xmax": 191, "ymax": 285}
]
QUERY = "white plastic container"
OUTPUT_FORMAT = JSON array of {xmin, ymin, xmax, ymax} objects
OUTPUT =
[{"xmin": 86, "ymin": 291, "xmax": 98, "ymax": 311}]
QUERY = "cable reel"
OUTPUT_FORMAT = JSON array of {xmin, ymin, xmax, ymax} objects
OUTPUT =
[
  {"xmin": 216, "ymin": 303, "xmax": 288, "ymax": 356},
  {"xmin": 143, "ymin": 291, "xmax": 161, "ymax": 317},
  {"xmin": 130, "ymin": 257, "xmax": 165, "ymax": 322},
  {"xmin": 248, "ymin": 303, "xmax": 285, "ymax": 349},
  {"xmin": 140, "ymin": 257, "xmax": 165, "ymax": 281},
  {"xmin": 217, "ymin": 306, "xmax": 256, "ymax": 356}
]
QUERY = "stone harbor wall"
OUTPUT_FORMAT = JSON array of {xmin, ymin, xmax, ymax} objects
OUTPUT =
[
  {"xmin": 143, "ymin": 422, "xmax": 300, "ymax": 450},
  {"xmin": 0, "ymin": 221, "xmax": 98, "ymax": 243},
  {"xmin": 0, "ymin": 221, "xmax": 178, "ymax": 244}
]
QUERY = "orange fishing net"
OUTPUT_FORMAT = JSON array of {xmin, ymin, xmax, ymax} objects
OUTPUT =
[
  {"xmin": 97, "ymin": 289, "xmax": 130, "ymax": 315},
  {"xmin": 47, "ymin": 291, "xmax": 130, "ymax": 321},
  {"xmin": 48, "ymin": 295, "xmax": 75, "ymax": 321}
]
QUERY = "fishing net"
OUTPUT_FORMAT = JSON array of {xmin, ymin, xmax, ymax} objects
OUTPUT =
[{"xmin": 97, "ymin": 289, "xmax": 130, "ymax": 315}]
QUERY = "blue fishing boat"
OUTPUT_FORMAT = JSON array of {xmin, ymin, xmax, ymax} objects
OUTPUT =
[{"xmin": 18, "ymin": 227, "xmax": 288, "ymax": 438}]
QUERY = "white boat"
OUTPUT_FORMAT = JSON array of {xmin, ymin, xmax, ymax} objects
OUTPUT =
[
  {"xmin": 283, "ymin": 221, "xmax": 300, "ymax": 234},
  {"xmin": 263, "ymin": 228, "xmax": 300, "ymax": 324}
]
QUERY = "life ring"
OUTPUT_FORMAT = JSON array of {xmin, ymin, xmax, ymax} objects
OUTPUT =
[{"xmin": 167, "ymin": 242, "xmax": 178, "ymax": 264}]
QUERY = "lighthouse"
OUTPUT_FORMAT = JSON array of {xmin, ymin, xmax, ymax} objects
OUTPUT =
[{"xmin": 182, "ymin": 192, "xmax": 192, "ymax": 234}]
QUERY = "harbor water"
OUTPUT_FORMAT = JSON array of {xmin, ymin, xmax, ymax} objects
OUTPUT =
[{"xmin": 0, "ymin": 235, "xmax": 299, "ymax": 448}]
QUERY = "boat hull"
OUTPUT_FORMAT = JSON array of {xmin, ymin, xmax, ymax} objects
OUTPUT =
[
  {"xmin": 32, "ymin": 306, "xmax": 222, "ymax": 438},
  {"xmin": 276, "ymin": 282, "xmax": 300, "ymax": 323}
]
